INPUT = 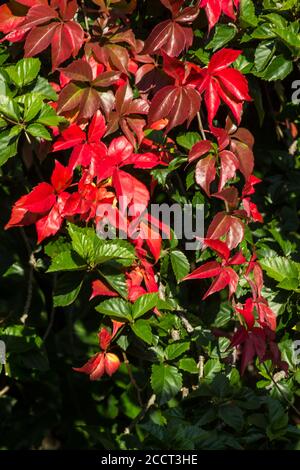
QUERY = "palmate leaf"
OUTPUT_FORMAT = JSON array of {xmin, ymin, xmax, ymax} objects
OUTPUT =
[
  {"xmin": 20, "ymin": 2, "xmax": 84, "ymax": 71},
  {"xmin": 5, "ymin": 57, "xmax": 40, "ymax": 87},
  {"xmin": 132, "ymin": 293, "xmax": 159, "ymax": 319},
  {"xmin": 0, "ymin": 125, "xmax": 21, "ymax": 167},
  {"xmin": 95, "ymin": 297, "xmax": 132, "ymax": 321},
  {"xmin": 131, "ymin": 319, "xmax": 153, "ymax": 345},
  {"xmin": 67, "ymin": 223, "xmax": 135, "ymax": 268},
  {"xmin": 0, "ymin": 95, "xmax": 20, "ymax": 122},
  {"xmin": 151, "ymin": 364, "xmax": 183, "ymax": 404},
  {"xmin": 170, "ymin": 250, "xmax": 190, "ymax": 281},
  {"xmin": 53, "ymin": 272, "xmax": 84, "ymax": 307},
  {"xmin": 259, "ymin": 256, "xmax": 300, "ymax": 291}
]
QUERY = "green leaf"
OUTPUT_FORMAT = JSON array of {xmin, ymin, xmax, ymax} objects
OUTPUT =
[
  {"xmin": 165, "ymin": 342, "xmax": 190, "ymax": 361},
  {"xmin": 176, "ymin": 132, "xmax": 201, "ymax": 150},
  {"xmin": 95, "ymin": 297, "xmax": 132, "ymax": 321},
  {"xmin": 0, "ymin": 95, "xmax": 20, "ymax": 122},
  {"xmin": 131, "ymin": 319, "xmax": 153, "ymax": 345},
  {"xmin": 260, "ymin": 256, "xmax": 300, "ymax": 284},
  {"xmin": 68, "ymin": 224, "xmax": 135, "ymax": 267},
  {"xmin": 6, "ymin": 58, "xmax": 40, "ymax": 87},
  {"xmin": 32, "ymin": 76, "xmax": 58, "ymax": 101},
  {"xmin": 36, "ymin": 104, "xmax": 64, "ymax": 126},
  {"xmin": 151, "ymin": 364, "xmax": 182, "ymax": 404},
  {"xmin": 218, "ymin": 404, "xmax": 244, "ymax": 432},
  {"xmin": 47, "ymin": 250, "xmax": 87, "ymax": 272},
  {"xmin": 21, "ymin": 93, "xmax": 43, "ymax": 122},
  {"xmin": 254, "ymin": 41, "xmax": 276, "ymax": 72},
  {"xmin": 251, "ymin": 23, "xmax": 276, "ymax": 40},
  {"xmin": 98, "ymin": 268, "xmax": 128, "ymax": 299},
  {"xmin": 203, "ymin": 359, "xmax": 223, "ymax": 381},
  {"xmin": 170, "ymin": 250, "xmax": 190, "ymax": 281},
  {"xmin": 206, "ymin": 24, "xmax": 237, "ymax": 51},
  {"xmin": 26, "ymin": 123, "xmax": 52, "ymax": 141},
  {"xmin": 0, "ymin": 126, "xmax": 21, "ymax": 166},
  {"xmin": 277, "ymin": 277, "xmax": 299, "ymax": 290},
  {"xmin": 44, "ymin": 238, "xmax": 72, "ymax": 258},
  {"xmin": 0, "ymin": 326, "xmax": 43, "ymax": 355},
  {"xmin": 258, "ymin": 55, "xmax": 293, "ymax": 81},
  {"xmin": 132, "ymin": 293, "xmax": 158, "ymax": 319},
  {"xmin": 53, "ymin": 272, "xmax": 84, "ymax": 307},
  {"xmin": 178, "ymin": 358, "xmax": 199, "ymax": 374},
  {"xmin": 93, "ymin": 240, "xmax": 135, "ymax": 267},
  {"xmin": 239, "ymin": 0, "xmax": 258, "ymax": 28}
]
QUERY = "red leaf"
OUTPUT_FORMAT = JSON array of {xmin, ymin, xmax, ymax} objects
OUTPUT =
[
  {"xmin": 112, "ymin": 169, "xmax": 150, "ymax": 214},
  {"xmin": 77, "ymin": 87, "xmax": 101, "ymax": 121},
  {"xmin": 5, "ymin": 195, "xmax": 40, "ymax": 229},
  {"xmin": 139, "ymin": 221, "xmax": 162, "ymax": 261},
  {"xmin": 195, "ymin": 154, "xmax": 216, "ymax": 196},
  {"xmin": 22, "ymin": 183, "xmax": 55, "ymax": 213},
  {"xmin": 60, "ymin": 59, "xmax": 93, "ymax": 82},
  {"xmin": 207, "ymin": 212, "xmax": 231, "ymax": 239},
  {"xmin": 183, "ymin": 260, "xmax": 221, "ymax": 281},
  {"xmin": 98, "ymin": 328, "xmax": 112, "ymax": 351},
  {"xmin": 200, "ymin": 0, "xmax": 240, "ymax": 30},
  {"xmin": 73, "ymin": 353, "xmax": 105, "ymax": 380},
  {"xmin": 24, "ymin": 22, "xmax": 58, "ymax": 58},
  {"xmin": 196, "ymin": 49, "xmax": 251, "ymax": 128},
  {"xmin": 242, "ymin": 174, "xmax": 261, "ymax": 196},
  {"xmin": 256, "ymin": 299, "xmax": 277, "ymax": 331},
  {"xmin": 53, "ymin": 124, "xmax": 85, "ymax": 151},
  {"xmin": 51, "ymin": 23, "xmax": 72, "ymax": 71},
  {"xmin": 35, "ymin": 195, "xmax": 64, "ymax": 243},
  {"xmin": 218, "ymin": 150, "xmax": 239, "ymax": 191},
  {"xmin": 23, "ymin": 5, "xmax": 58, "ymax": 29},
  {"xmin": 226, "ymin": 216, "xmax": 244, "ymax": 250},
  {"xmin": 189, "ymin": 140, "xmax": 213, "ymax": 163},
  {"xmin": 88, "ymin": 111, "xmax": 106, "ymax": 143},
  {"xmin": 56, "ymin": 82, "xmax": 84, "ymax": 115},
  {"xmin": 90, "ymin": 280, "xmax": 118, "ymax": 299},
  {"xmin": 203, "ymin": 238, "xmax": 230, "ymax": 261},
  {"xmin": 149, "ymin": 84, "xmax": 201, "ymax": 132},
  {"xmin": 235, "ymin": 298, "xmax": 255, "ymax": 330},
  {"xmin": 225, "ymin": 266, "xmax": 239, "ymax": 297},
  {"xmin": 109, "ymin": 136, "xmax": 133, "ymax": 165},
  {"xmin": 50, "ymin": 160, "xmax": 73, "ymax": 193},
  {"xmin": 208, "ymin": 49, "xmax": 242, "ymax": 73},
  {"xmin": 104, "ymin": 353, "xmax": 121, "ymax": 376},
  {"xmin": 240, "ymin": 335, "xmax": 255, "ymax": 375},
  {"xmin": 0, "ymin": 4, "xmax": 25, "ymax": 34},
  {"xmin": 229, "ymin": 251, "xmax": 246, "ymax": 265},
  {"xmin": 203, "ymin": 269, "xmax": 230, "ymax": 299},
  {"xmin": 62, "ymin": 20, "xmax": 84, "ymax": 58},
  {"xmin": 143, "ymin": 20, "xmax": 192, "ymax": 57},
  {"xmin": 213, "ymin": 187, "xmax": 239, "ymax": 207}
]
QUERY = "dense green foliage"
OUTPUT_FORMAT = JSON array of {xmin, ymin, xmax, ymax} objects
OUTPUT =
[{"xmin": 0, "ymin": 0, "xmax": 300, "ymax": 451}]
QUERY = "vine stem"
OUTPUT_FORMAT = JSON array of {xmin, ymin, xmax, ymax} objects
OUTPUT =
[
  {"xmin": 197, "ymin": 112, "xmax": 206, "ymax": 141},
  {"xmin": 177, "ymin": 311, "xmax": 194, "ymax": 333},
  {"xmin": 80, "ymin": 0, "xmax": 90, "ymax": 33},
  {"xmin": 123, "ymin": 393, "xmax": 156, "ymax": 434},
  {"xmin": 263, "ymin": 363, "xmax": 300, "ymax": 418},
  {"xmin": 0, "ymin": 386, "xmax": 10, "ymax": 397},
  {"xmin": 19, "ymin": 228, "xmax": 36, "ymax": 324},
  {"xmin": 43, "ymin": 274, "xmax": 57, "ymax": 342},
  {"xmin": 122, "ymin": 351, "xmax": 143, "ymax": 407}
]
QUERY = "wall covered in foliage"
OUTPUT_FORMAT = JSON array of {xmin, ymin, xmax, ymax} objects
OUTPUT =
[{"xmin": 0, "ymin": 0, "xmax": 300, "ymax": 450}]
